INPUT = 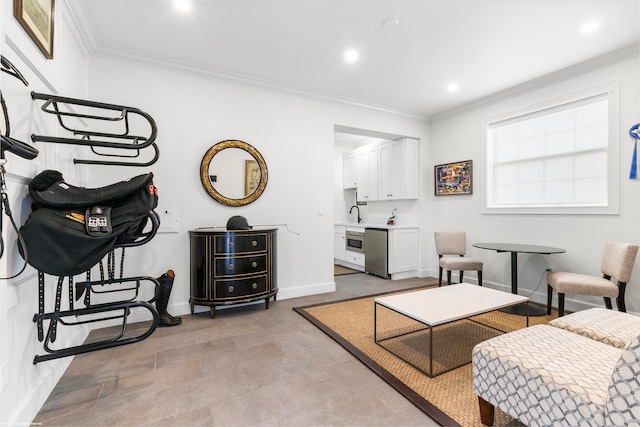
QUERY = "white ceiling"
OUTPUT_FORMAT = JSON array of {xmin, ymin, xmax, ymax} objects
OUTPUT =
[{"xmin": 70, "ymin": 0, "xmax": 639, "ymax": 121}]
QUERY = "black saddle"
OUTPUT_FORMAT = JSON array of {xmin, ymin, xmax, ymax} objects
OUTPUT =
[{"xmin": 20, "ymin": 170, "xmax": 158, "ymax": 276}]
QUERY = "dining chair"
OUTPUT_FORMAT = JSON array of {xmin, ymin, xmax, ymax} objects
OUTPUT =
[
  {"xmin": 547, "ymin": 240, "xmax": 639, "ymax": 317},
  {"xmin": 434, "ymin": 231, "xmax": 483, "ymax": 287}
]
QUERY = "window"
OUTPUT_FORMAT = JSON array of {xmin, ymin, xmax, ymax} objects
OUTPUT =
[{"xmin": 486, "ymin": 84, "xmax": 619, "ymax": 215}]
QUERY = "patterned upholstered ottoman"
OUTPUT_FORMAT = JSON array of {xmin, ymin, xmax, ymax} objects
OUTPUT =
[
  {"xmin": 472, "ymin": 324, "xmax": 640, "ymax": 426},
  {"xmin": 549, "ymin": 307, "xmax": 640, "ymax": 349}
]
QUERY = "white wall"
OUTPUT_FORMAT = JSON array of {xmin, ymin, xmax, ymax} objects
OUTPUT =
[
  {"xmin": 424, "ymin": 55, "xmax": 640, "ymax": 313},
  {"xmin": 1, "ymin": 0, "xmax": 90, "ymax": 424},
  {"xmin": 84, "ymin": 57, "xmax": 430, "ymax": 313},
  {"xmin": 2, "ymin": 10, "xmax": 429, "ymax": 420},
  {"xmin": 5, "ymin": 3, "xmax": 636, "ymax": 424}
]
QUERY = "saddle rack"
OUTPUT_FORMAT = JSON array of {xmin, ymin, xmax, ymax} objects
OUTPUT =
[
  {"xmin": 30, "ymin": 91, "xmax": 159, "ymax": 167},
  {"xmin": 32, "ymin": 210, "xmax": 161, "ymax": 364}
]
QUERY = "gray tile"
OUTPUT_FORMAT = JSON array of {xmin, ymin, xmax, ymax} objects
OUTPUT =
[
  {"xmin": 209, "ymin": 376, "xmax": 320, "ymax": 426},
  {"xmin": 97, "ymin": 359, "xmax": 204, "ymax": 406},
  {"xmin": 59, "ymin": 352, "xmax": 157, "ymax": 386},
  {"xmin": 155, "ymin": 335, "xmax": 238, "ymax": 369},
  {"xmin": 39, "ymin": 395, "xmax": 154, "ymax": 426},
  {"xmin": 250, "ymin": 345, "xmax": 342, "ymax": 387},
  {"xmin": 305, "ymin": 359, "xmax": 384, "ymax": 400},
  {"xmin": 33, "ymin": 383, "xmax": 104, "ymax": 424},
  {"xmin": 33, "ymin": 274, "xmax": 439, "ymax": 426},
  {"xmin": 142, "ymin": 405, "xmax": 214, "ymax": 427},
  {"xmin": 280, "ymin": 386, "xmax": 396, "ymax": 426},
  {"xmin": 152, "ymin": 369, "xmax": 259, "ymax": 421}
]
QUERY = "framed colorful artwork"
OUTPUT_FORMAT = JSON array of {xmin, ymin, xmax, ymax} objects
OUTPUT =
[
  {"xmin": 14, "ymin": 0, "xmax": 55, "ymax": 59},
  {"xmin": 434, "ymin": 160, "xmax": 473, "ymax": 195}
]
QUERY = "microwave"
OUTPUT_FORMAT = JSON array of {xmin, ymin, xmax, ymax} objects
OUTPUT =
[{"xmin": 346, "ymin": 231, "xmax": 364, "ymax": 253}]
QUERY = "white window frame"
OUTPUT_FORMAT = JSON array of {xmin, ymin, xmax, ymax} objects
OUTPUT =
[{"xmin": 484, "ymin": 82, "xmax": 620, "ymax": 215}]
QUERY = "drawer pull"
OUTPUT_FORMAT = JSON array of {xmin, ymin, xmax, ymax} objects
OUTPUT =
[
  {"xmin": 252, "ymin": 240, "xmax": 258, "ymax": 247},
  {"xmin": 228, "ymin": 285, "xmax": 235, "ymax": 293},
  {"xmin": 229, "ymin": 264, "xmax": 234, "ymax": 270},
  {"xmin": 252, "ymin": 261, "xmax": 258, "ymax": 268},
  {"xmin": 228, "ymin": 242, "xmax": 234, "ymax": 248},
  {"xmin": 252, "ymin": 283, "xmax": 258, "ymax": 290}
]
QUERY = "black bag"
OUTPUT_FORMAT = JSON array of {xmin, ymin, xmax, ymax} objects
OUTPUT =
[{"xmin": 19, "ymin": 170, "xmax": 158, "ymax": 276}]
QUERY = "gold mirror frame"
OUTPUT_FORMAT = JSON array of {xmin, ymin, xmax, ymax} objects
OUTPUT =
[{"xmin": 200, "ymin": 140, "xmax": 268, "ymax": 206}]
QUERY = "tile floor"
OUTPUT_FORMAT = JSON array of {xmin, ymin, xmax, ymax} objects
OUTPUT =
[{"xmin": 33, "ymin": 272, "xmax": 441, "ymax": 426}]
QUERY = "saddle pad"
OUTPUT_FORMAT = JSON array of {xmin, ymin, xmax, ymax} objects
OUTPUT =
[{"xmin": 29, "ymin": 169, "xmax": 156, "ymax": 209}]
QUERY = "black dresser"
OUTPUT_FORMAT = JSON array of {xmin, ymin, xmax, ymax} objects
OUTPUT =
[{"xmin": 189, "ymin": 228, "xmax": 277, "ymax": 318}]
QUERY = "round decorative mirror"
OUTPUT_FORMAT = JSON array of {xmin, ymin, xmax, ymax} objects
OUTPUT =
[{"xmin": 200, "ymin": 140, "xmax": 268, "ymax": 206}]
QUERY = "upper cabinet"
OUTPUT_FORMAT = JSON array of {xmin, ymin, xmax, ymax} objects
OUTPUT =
[
  {"xmin": 343, "ymin": 137, "xmax": 418, "ymax": 202},
  {"xmin": 356, "ymin": 145, "xmax": 379, "ymax": 202},
  {"xmin": 379, "ymin": 138, "xmax": 418, "ymax": 200},
  {"xmin": 342, "ymin": 152, "xmax": 358, "ymax": 189}
]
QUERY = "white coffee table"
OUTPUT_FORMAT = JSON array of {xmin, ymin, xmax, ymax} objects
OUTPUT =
[{"xmin": 374, "ymin": 283, "xmax": 529, "ymax": 377}]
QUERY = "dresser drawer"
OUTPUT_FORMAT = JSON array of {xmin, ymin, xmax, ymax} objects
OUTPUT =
[
  {"xmin": 214, "ymin": 255, "xmax": 267, "ymax": 277},
  {"xmin": 190, "ymin": 228, "xmax": 277, "ymax": 318},
  {"xmin": 213, "ymin": 233, "xmax": 267, "ymax": 255},
  {"xmin": 214, "ymin": 275, "xmax": 268, "ymax": 299}
]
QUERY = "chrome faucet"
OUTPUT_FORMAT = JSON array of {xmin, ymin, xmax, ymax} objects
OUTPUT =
[{"xmin": 349, "ymin": 205, "xmax": 361, "ymax": 223}]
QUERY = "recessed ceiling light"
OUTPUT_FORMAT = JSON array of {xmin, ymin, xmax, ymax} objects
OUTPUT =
[
  {"xmin": 173, "ymin": 0, "xmax": 192, "ymax": 14},
  {"xmin": 447, "ymin": 82, "xmax": 459, "ymax": 92},
  {"xmin": 382, "ymin": 18, "xmax": 400, "ymax": 28},
  {"xmin": 581, "ymin": 21, "xmax": 599, "ymax": 34},
  {"xmin": 344, "ymin": 50, "xmax": 359, "ymax": 63}
]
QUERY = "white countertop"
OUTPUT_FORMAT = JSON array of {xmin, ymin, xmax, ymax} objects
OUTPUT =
[{"xmin": 334, "ymin": 222, "xmax": 418, "ymax": 230}]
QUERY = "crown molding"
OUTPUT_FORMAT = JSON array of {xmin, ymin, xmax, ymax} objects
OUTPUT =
[
  {"xmin": 91, "ymin": 47, "xmax": 429, "ymax": 123},
  {"xmin": 63, "ymin": 1, "xmax": 427, "ymax": 123},
  {"xmin": 62, "ymin": 2, "xmax": 638, "ymax": 125},
  {"xmin": 58, "ymin": 0, "xmax": 90, "ymax": 59},
  {"xmin": 429, "ymin": 43, "xmax": 639, "ymax": 123},
  {"xmin": 64, "ymin": 0, "xmax": 99, "ymax": 55}
]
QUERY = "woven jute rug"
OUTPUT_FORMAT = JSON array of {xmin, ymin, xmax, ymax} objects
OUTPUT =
[
  {"xmin": 294, "ymin": 286, "xmax": 557, "ymax": 427},
  {"xmin": 334, "ymin": 265, "xmax": 361, "ymax": 276}
]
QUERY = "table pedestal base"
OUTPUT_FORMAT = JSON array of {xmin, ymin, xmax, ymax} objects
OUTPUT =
[{"xmin": 500, "ymin": 303, "xmax": 547, "ymax": 317}]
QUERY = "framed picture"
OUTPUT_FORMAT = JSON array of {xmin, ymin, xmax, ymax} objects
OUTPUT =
[
  {"xmin": 14, "ymin": 0, "xmax": 55, "ymax": 59},
  {"xmin": 434, "ymin": 160, "xmax": 473, "ymax": 195},
  {"xmin": 244, "ymin": 159, "xmax": 260, "ymax": 196}
]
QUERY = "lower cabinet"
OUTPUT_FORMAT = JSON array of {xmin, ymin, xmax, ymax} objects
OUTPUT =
[
  {"xmin": 189, "ymin": 228, "xmax": 277, "ymax": 318},
  {"xmin": 334, "ymin": 225, "xmax": 419, "ymax": 279},
  {"xmin": 388, "ymin": 228, "xmax": 419, "ymax": 275},
  {"xmin": 345, "ymin": 250, "xmax": 365, "ymax": 267},
  {"xmin": 334, "ymin": 226, "xmax": 346, "ymax": 261}
]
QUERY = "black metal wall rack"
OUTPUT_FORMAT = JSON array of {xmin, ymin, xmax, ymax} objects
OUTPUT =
[
  {"xmin": 31, "ymin": 91, "xmax": 159, "ymax": 167},
  {"xmin": 32, "ymin": 210, "xmax": 161, "ymax": 364}
]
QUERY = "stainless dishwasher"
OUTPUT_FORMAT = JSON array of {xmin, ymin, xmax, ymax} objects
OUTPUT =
[{"xmin": 364, "ymin": 228, "xmax": 389, "ymax": 278}]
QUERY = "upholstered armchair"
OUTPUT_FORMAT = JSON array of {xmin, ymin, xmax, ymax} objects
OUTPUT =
[
  {"xmin": 434, "ymin": 231, "xmax": 483, "ymax": 286},
  {"xmin": 473, "ymin": 310, "xmax": 640, "ymax": 426},
  {"xmin": 547, "ymin": 240, "xmax": 639, "ymax": 316},
  {"xmin": 473, "ymin": 324, "xmax": 640, "ymax": 426}
]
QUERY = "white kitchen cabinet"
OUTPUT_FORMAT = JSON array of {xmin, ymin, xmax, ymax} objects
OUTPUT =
[
  {"xmin": 377, "ymin": 141, "xmax": 393, "ymax": 200},
  {"xmin": 342, "ymin": 152, "xmax": 358, "ymax": 189},
  {"xmin": 388, "ymin": 228, "xmax": 419, "ymax": 275},
  {"xmin": 345, "ymin": 250, "xmax": 365, "ymax": 267},
  {"xmin": 334, "ymin": 223, "xmax": 419, "ymax": 279},
  {"xmin": 378, "ymin": 138, "xmax": 418, "ymax": 200},
  {"xmin": 334, "ymin": 226, "xmax": 346, "ymax": 261},
  {"xmin": 356, "ymin": 146, "xmax": 378, "ymax": 202},
  {"xmin": 343, "ymin": 138, "xmax": 418, "ymax": 202}
]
